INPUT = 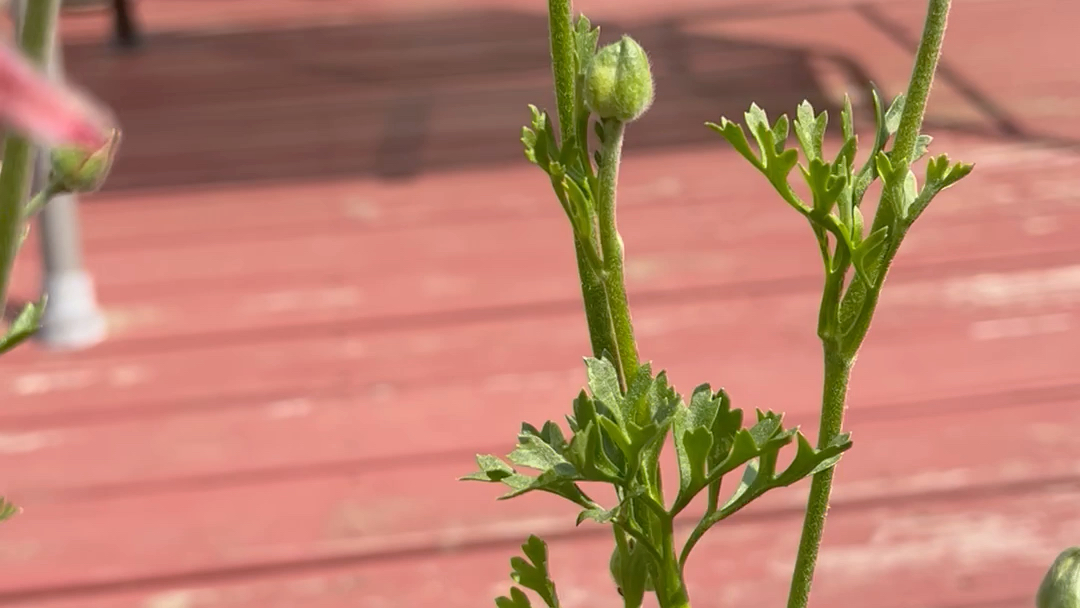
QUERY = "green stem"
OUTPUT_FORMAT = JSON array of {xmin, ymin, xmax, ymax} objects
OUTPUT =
[
  {"xmin": 892, "ymin": 0, "xmax": 951, "ymax": 163},
  {"xmin": 0, "ymin": 0, "xmax": 62, "ymax": 308},
  {"xmin": 840, "ymin": 0, "xmax": 952, "ymax": 358},
  {"xmin": 546, "ymin": 0, "xmax": 620, "ymax": 368},
  {"xmin": 547, "ymin": 0, "xmax": 576, "ymax": 144},
  {"xmin": 22, "ymin": 182, "xmax": 62, "ymax": 220},
  {"xmin": 867, "ymin": 0, "xmax": 952, "ymax": 237},
  {"xmin": 654, "ymin": 515, "xmax": 692, "ymax": 608},
  {"xmin": 785, "ymin": 346, "xmax": 852, "ymax": 608},
  {"xmin": 596, "ymin": 119, "xmax": 640, "ymax": 381},
  {"xmin": 787, "ymin": 5, "xmax": 953, "ymax": 607},
  {"xmin": 575, "ymin": 240, "xmax": 619, "ymax": 361}
]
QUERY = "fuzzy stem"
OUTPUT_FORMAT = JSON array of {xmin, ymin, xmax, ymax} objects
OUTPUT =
[
  {"xmin": 785, "ymin": 346, "xmax": 851, "ymax": 608},
  {"xmin": 547, "ymin": 0, "xmax": 620, "ymax": 367},
  {"xmin": 0, "ymin": 0, "xmax": 62, "ymax": 308},
  {"xmin": 547, "ymin": 0, "xmax": 576, "ymax": 142},
  {"xmin": 595, "ymin": 119, "xmax": 640, "ymax": 381},
  {"xmin": 839, "ymin": 0, "xmax": 952, "ymax": 359},
  {"xmin": 654, "ymin": 515, "xmax": 692, "ymax": 608},
  {"xmin": 786, "ymin": 3, "xmax": 953, "ymax": 607}
]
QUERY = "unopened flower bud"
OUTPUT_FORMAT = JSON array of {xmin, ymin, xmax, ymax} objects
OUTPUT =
[
  {"xmin": 51, "ymin": 128, "xmax": 120, "ymax": 193},
  {"xmin": 584, "ymin": 35, "xmax": 654, "ymax": 123},
  {"xmin": 1038, "ymin": 547, "xmax": 1080, "ymax": 608}
]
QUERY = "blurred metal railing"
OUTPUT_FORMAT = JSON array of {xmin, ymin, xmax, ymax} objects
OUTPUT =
[{"xmin": 11, "ymin": 0, "xmax": 107, "ymax": 350}]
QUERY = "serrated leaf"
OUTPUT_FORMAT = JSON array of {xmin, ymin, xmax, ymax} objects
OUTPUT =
[
  {"xmin": 913, "ymin": 134, "xmax": 933, "ymax": 161},
  {"xmin": 623, "ymin": 362, "xmax": 655, "ymax": 425},
  {"xmin": 707, "ymin": 118, "xmax": 761, "ymax": 168},
  {"xmin": 774, "ymin": 431, "xmax": 853, "ymax": 486},
  {"xmin": 871, "ymin": 88, "xmax": 887, "ymax": 142},
  {"xmin": 767, "ymin": 148, "xmax": 800, "ymax": 185},
  {"xmin": 522, "ymin": 126, "xmax": 538, "ymax": 164},
  {"xmin": 802, "ymin": 158, "xmax": 844, "ymax": 215},
  {"xmin": 721, "ymin": 459, "xmax": 759, "ymax": 513},
  {"xmin": 673, "ymin": 424, "xmax": 713, "ymax": 510},
  {"xmin": 852, "ymin": 206, "xmax": 865, "ymax": 241},
  {"xmin": 941, "ymin": 161, "xmax": 974, "ymax": 188},
  {"xmin": 570, "ymin": 389, "xmax": 597, "ymax": 433},
  {"xmin": 840, "ymin": 94, "xmax": 855, "ymax": 141},
  {"xmin": 906, "ymin": 155, "xmax": 974, "ymax": 223},
  {"xmin": 539, "ymin": 421, "xmax": 569, "ymax": 454},
  {"xmin": 852, "ymin": 226, "xmax": 890, "ymax": 286},
  {"xmin": 509, "ymin": 435, "xmax": 573, "ymax": 472},
  {"xmin": 875, "ymin": 151, "xmax": 895, "ymax": 182},
  {"xmin": 706, "ymin": 389, "xmax": 741, "ymax": 467},
  {"xmin": 573, "ymin": 14, "xmax": 600, "ymax": 77},
  {"xmin": 598, "ymin": 416, "xmax": 632, "ymax": 461},
  {"xmin": 576, "ymin": 506, "xmax": 617, "ymax": 525},
  {"xmin": 884, "ymin": 93, "xmax": 906, "ymax": 134},
  {"xmin": 834, "ymin": 136, "xmax": 857, "ymax": 178},
  {"xmin": 562, "ymin": 175, "xmax": 592, "ymax": 234},
  {"xmin": 515, "ymin": 535, "xmax": 558, "ymax": 607},
  {"xmin": 566, "ymin": 421, "xmax": 620, "ymax": 482},
  {"xmin": 809, "ymin": 432, "xmax": 853, "ymax": 475},
  {"xmin": 771, "ymin": 114, "xmax": 790, "ymax": 154},
  {"xmin": 461, "ymin": 454, "xmax": 516, "ymax": 482},
  {"xmin": 747, "ymin": 412, "xmax": 782, "ymax": 446},
  {"xmin": 745, "ymin": 103, "xmax": 771, "ymax": 149},
  {"xmin": 498, "ymin": 467, "xmax": 592, "ymax": 507},
  {"xmin": 585, "ymin": 357, "xmax": 623, "ymax": 417},
  {"xmin": 794, "ymin": 100, "xmax": 827, "ymax": 162},
  {"xmin": 0, "ymin": 298, "xmax": 45, "ymax": 356},
  {"xmin": 903, "ymin": 169, "xmax": 919, "ymax": 215},
  {"xmin": 496, "ymin": 587, "xmax": 533, "ymax": 608},
  {"xmin": 647, "ymin": 371, "xmax": 681, "ymax": 427}
]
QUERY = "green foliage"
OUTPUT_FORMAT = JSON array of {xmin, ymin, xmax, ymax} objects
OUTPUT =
[
  {"xmin": 0, "ymin": 497, "xmax": 19, "ymax": 522},
  {"xmin": 480, "ymin": 1, "xmax": 965, "ymax": 607},
  {"xmin": 495, "ymin": 536, "xmax": 561, "ymax": 608},
  {"xmin": 465, "ymin": 357, "xmax": 853, "ymax": 582},
  {"xmin": 710, "ymin": 92, "xmax": 972, "ymax": 346},
  {"xmin": 0, "ymin": 296, "xmax": 46, "ymax": 356}
]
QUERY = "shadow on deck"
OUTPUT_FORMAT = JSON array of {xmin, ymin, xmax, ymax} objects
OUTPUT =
[{"xmin": 63, "ymin": 9, "xmax": 873, "ymax": 191}]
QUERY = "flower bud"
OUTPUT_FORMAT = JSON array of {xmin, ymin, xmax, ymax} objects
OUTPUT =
[
  {"xmin": 50, "ymin": 127, "xmax": 121, "ymax": 194},
  {"xmin": 1038, "ymin": 547, "xmax": 1080, "ymax": 608},
  {"xmin": 584, "ymin": 35, "xmax": 654, "ymax": 123}
]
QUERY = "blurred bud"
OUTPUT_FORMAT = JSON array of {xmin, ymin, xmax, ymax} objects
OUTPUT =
[
  {"xmin": 584, "ymin": 35, "xmax": 654, "ymax": 123},
  {"xmin": 51, "ymin": 128, "xmax": 121, "ymax": 193},
  {"xmin": 1038, "ymin": 547, "xmax": 1080, "ymax": 608}
]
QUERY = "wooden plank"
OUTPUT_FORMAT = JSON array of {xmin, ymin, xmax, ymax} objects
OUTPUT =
[
  {"xmin": 55, "ymin": 136, "xmax": 1069, "ymax": 247},
  {"xmin": 2, "ymin": 400, "xmax": 1075, "ymax": 602},
  {"xmin": 5, "ymin": 254, "xmax": 1080, "ymax": 490},
  {"xmin": 877, "ymin": 0, "xmax": 1080, "ymax": 141},
  {"xmin": 6, "ymin": 142, "xmax": 1079, "ymax": 348},
  {"xmin": 55, "ymin": 0, "xmax": 932, "ymax": 44},
  {"xmin": 58, "ymin": 3, "xmax": 1019, "ymax": 191},
  {"xmin": 3, "ymin": 256, "xmax": 1080, "ymax": 417}
]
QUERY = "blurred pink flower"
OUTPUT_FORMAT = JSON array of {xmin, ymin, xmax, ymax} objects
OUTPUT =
[{"xmin": 0, "ymin": 41, "xmax": 111, "ymax": 150}]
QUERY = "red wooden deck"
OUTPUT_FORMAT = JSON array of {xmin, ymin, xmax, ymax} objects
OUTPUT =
[{"xmin": 2, "ymin": 0, "xmax": 1079, "ymax": 606}]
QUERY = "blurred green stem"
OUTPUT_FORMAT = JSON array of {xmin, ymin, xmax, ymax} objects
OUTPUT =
[{"xmin": 0, "ymin": 0, "xmax": 62, "ymax": 307}]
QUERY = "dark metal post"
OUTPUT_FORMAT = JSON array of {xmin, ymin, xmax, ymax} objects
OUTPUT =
[{"xmin": 112, "ymin": 0, "xmax": 141, "ymax": 48}]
